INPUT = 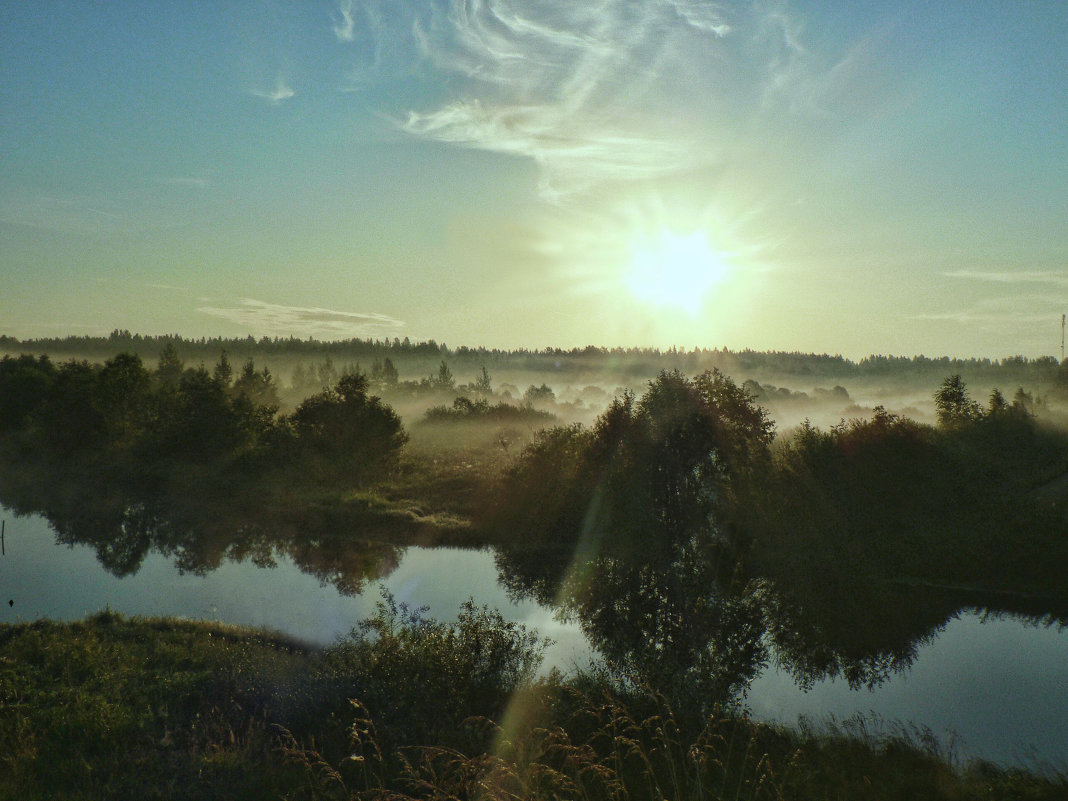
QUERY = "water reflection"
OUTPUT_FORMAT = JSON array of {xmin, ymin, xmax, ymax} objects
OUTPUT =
[
  {"xmin": 495, "ymin": 526, "xmax": 1068, "ymax": 709},
  {"xmin": 0, "ymin": 467, "xmax": 405, "ymax": 597},
  {"xmin": 5, "ymin": 443, "xmax": 1068, "ymax": 762}
]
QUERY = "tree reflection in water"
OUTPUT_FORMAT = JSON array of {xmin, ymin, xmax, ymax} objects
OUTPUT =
[
  {"xmin": 492, "ymin": 372, "xmax": 1068, "ymax": 711},
  {"xmin": 0, "ymin": 470, "xmax": 405, "ymax": 597}
]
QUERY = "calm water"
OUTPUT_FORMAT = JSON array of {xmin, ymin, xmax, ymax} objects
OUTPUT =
[{"xmin": 2, "ymin": 507, "xmax": 1066, "ymax": 769}]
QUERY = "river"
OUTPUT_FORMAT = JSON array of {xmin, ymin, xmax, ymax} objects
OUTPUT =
[{"xmin": 2, "ymin": 507, "xmax": 1066, "ymax": 770}]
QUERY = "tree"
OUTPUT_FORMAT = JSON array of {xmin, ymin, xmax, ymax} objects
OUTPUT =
[
  {"xmin": 381, "ymin": 357, "xmax": 399, "ymax": 388},
  {"xmin": 523, "ymin": 383, "xmax": 556, "ymax": 407},
  {"xmin": 495, "ymin": 369, "xmax": 773, "ymax": 559},
  {"xmin": 987, "ymin": 388, "xmax": 1008, "ymax": 417},
  {"xmin": 493, "ymin": 369, "xmax": 775, "ymax": 711},
  {"xmin": 152, "ymin": 366, "xmax": 247, "ymax": 461},
  {"xmin": 98, "ymin": 353, "xmax": 151, "ymax": 442},
  {"xmin": 1012, "ymin": 387, "xmax": 1035, "ymax": 417},
  {"xmin": 286, "ymin": 374, "xmax": 407, "ymax": 484},
  {"xmin": 0, "ymin": 354, "xmax": 55, "ymax": 432},
  {"xmin": 431, "ymin": 360, "xmax": 455, "ymax": 392},
  {"xmin": 316, "ymin": 357, "xmax": 338, "ymax": 390},
  {"xmin": 233, "ymin": 359, "xmax": 279, "ymax": 409},
  {"xmin": 212, "ymin": 351, "xmax": 233, "ymax": 388},
  {"xmin": 155, "ymin": 343, "xmax": 184, "ymax": 390},
  {"xmin": 934, "ymin": 375, "xmax": 981, "ymax": 427},
  {"xmin": 36, "ymin": 360, "xmax": 107, "ymax": 454}
]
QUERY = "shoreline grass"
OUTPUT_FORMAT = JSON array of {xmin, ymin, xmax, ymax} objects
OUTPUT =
[{"xmin": 3, "ymin": 611, "xmax": 1066, "ymax": 800}]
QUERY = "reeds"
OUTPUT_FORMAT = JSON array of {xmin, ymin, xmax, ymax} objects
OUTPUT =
[{"xmin": 280, "ymin": 686, "xmax": 795, "ymax": 801}]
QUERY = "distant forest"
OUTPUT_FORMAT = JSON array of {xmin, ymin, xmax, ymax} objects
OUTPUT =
[{"xmin": 3, "ymin": 330, "xmax": 1067, "ymax": 389}]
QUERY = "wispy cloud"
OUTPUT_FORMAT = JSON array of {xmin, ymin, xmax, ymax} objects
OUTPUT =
[
  {"xmin": 333, "ymin": 0, "xmax": 357, "ymax": 42},
  {"xmin": 338, "ymin": 0, "xmax": 866, "ymax": 202},
  {"xmin": 251, "ymin": 76, "xmax": 295, "ymax": 105},
  {"xmin": 945, "ymin": 270, "xmax": 1068, "ymax": 289},
  {"xmin": 403, "ymin": 101, "xmax": 697, "ymax": 201},
  {"xmin": 911, "ymin": 292, "xmax": 1066, "ymax": 327},
  {"xmin": 664, "ymin": 0, "xmax": 732, "ymax": 36},
  {"xmin": 338, "ymin": 1, "xmax": 759, "ymax": 201},
  {"xmin": 196, "ymin": 299, "xmax": 405, "ymax": 339}
]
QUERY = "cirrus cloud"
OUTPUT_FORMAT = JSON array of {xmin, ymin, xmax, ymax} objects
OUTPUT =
[
  {"xmin": 341, "ymin": 0, "xmax": 848, "ymax": 202},
  {"xmin": 251, "ymin": 76, "xmax": 296, "ymax": 105},
  {"xmin": 197, "ymin": 299, "xmax": 405, "ymax": 339}
]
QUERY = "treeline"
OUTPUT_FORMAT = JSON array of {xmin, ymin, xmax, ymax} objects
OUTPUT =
[
  {"xmin": 4, "ymin": 330, "xmax": 1068, "ymax": 386},
  {"xmin": 0, "ymin": 346, "xmax": 405, "ymax": 499}
]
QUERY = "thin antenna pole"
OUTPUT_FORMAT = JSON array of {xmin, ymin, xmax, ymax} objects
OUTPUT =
[
  {"xmin": 1, "ymin": 519, "xmax": 5, "ymax": 557},
  {"xmin": 1062, "ymin": 314, "xmax": 1065, "ymax": 362}
]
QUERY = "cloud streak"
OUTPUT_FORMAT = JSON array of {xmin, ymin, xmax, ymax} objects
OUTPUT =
[
  {"xmin": 333, "ymin": 0, "xmax": 357, "ymax": 42},
  {"xmin": 341, "ymin": 0, "xmax": 840, "ymax": 202},
  {"xmin": 911, "ymin": 291, "xmax": 1067, "ymax": 328},
  {"xmin": 945, "ymin": 270, "xmax": 1068, "ymax": 289},
  {"xmin": 197, "ymin": 299, "xmax": 405, "ymax": 340},
  {"xmin": 251, "ymin": 76, "xmax": 295, "ymax": 105},
  {"xmin": 401, "ymin": 0, "xmax": 730, "ymax": 200}
]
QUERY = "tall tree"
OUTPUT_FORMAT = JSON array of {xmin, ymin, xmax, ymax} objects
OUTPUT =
[
  {"xmin": 934, "ymin": 374, "xmax": 980, "ymax": 427},
  {"xmin": 155, "ymin": 343, "xmax": 184, "ymax": 390}
]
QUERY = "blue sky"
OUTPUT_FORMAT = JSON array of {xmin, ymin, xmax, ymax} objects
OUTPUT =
[{"xmin": 2, "ymin": 1, "xmax": 1066, "ymax": 357}]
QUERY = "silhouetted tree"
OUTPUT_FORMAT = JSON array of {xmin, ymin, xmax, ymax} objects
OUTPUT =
[
  {"xmin": 988, "ymin": 388, "xmax": 1008, "ymax": 417},
  {"xmin": 934, "ymin": 374, "xmax": 981, "ymax": 427},
  {"xmin": 1012, "ymin": 386, "xmax": 1035, "ymax": 417},
  {"xmin": 431, "ymin": 360, "xmax": 455, "ymax": 392},
  {"xmin": 36, "ymin": 360, "xmax": 108, "ymax": 454},
  {"xmin": 213, "ymin": 350, "xmax": 233, "ymax": 388},
  {"xmin": 155, "ymin": 343, "xmax": 184, "ymax": 390},
  {"xmin": 493, "ymin": 370, "xmax": 775, "ymax": 711},
  {"xmin": 381, "ymin": 357, "xmax": 399, "ymax": 388},
  {"xmin": 522, "ymin": 383, "xmax": 555, "ymax": 407},
  {"xmin": 153, "ymin": 367, "xmax": 249, "ymax": 462},
  {"xmin": 286, "ymin": 373, "xmax": 407, "ymax": 484},
  {"xmin": 98, "ymin": 353, "xmax": 151, "ymax": 442},
  {"xmin": 233, "ymin": 359, "xmax": 279, "ymax": 409},
  {"xmin": 0, "ymin": 354, "xmax": 55, "ymax": 432}
]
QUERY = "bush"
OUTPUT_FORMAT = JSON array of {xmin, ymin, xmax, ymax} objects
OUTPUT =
[{"xmin": 289, "ymin": 590, "xmax": 551, "ymax": 760}]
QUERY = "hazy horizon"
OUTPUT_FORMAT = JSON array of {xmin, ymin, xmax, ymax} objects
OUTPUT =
[{"xmin": 3, "ymin": 2, "xmax": 1066, "ymax": 359}]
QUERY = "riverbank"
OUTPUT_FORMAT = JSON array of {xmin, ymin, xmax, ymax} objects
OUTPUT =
[{"xmin": 2, "ymin": 612, "xmax": 1064, "ymax": 800}]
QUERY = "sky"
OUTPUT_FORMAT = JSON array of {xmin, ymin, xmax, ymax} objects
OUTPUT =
[{"xmin": 2, "ymin": 1, "xmax": 1066, "ymax": 359}]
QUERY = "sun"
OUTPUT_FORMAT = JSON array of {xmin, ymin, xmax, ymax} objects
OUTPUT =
[{"xmin": 625, "ymin": 230, "xmax": 730, "ymax": 314}]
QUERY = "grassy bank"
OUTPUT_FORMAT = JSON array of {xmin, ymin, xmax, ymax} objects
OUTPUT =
[{"xmin": 2, "ymin": 611, "xmax": 1065, "ymax": 800}]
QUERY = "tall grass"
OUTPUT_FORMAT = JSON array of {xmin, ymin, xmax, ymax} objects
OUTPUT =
[
  {"xmin": 279, "ymin": 683, "xmax": 1067, "ymax": 801},
  {"xmin": 4, "ymin": 611, "xmax": 1067, "ymax": 800}
]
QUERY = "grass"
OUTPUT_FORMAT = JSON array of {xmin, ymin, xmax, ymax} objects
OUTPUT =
[
  {"xmin": 3, "ymin": 611, "xmax": 1068, "ymax": 800},
  {"xmin": 0, "ymin": 611, "xmax": 310, "ymax": 800}
]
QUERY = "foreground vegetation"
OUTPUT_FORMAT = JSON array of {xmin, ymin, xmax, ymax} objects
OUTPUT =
[{"xmin": 3, "ymin": 609, "xmax": 1066, "ymax": 801}]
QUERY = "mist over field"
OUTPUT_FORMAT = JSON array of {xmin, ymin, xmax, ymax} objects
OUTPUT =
[{"xmin": 8, "ymin": 331, "xmax": 1067, "ymax": 432}]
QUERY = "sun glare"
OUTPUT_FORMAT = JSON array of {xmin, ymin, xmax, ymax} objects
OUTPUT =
[{"xmin": 625, "ymin": 231, "xmax": 729, "ymax": 314}]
